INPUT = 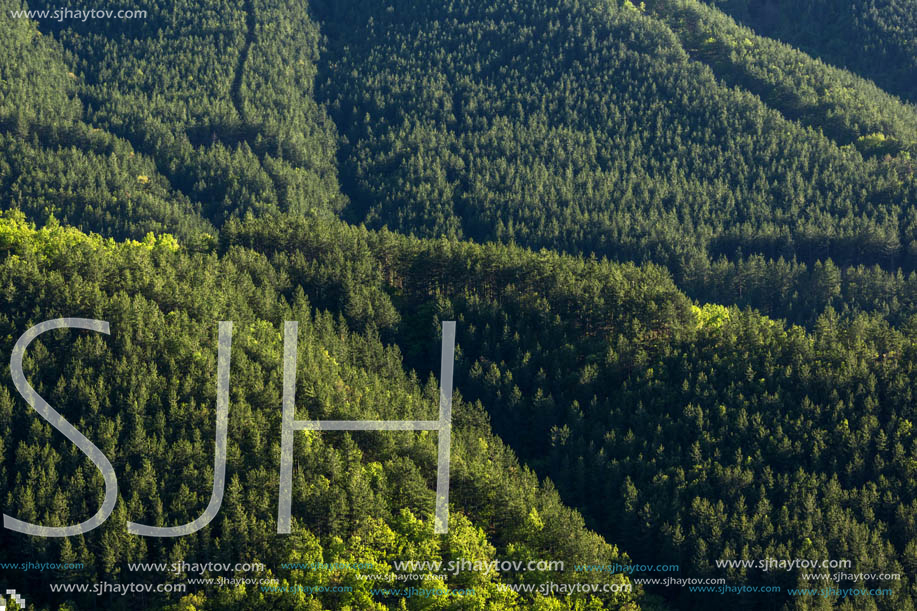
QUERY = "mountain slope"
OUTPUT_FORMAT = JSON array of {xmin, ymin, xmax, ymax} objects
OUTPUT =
[
  {"xmin": 7, "ymin": 0, "xmax": 917, "ymax": 326},
  {"xmin": 0, "ymin": 2, "xmax": 214, "ymax": 240},
  {"xmin": 314, "ymin": 0, "xmax": 916, "ymax": 275},
  {"xmin": 646, "ymin": 0, "xmax": 917, "ymax": 157},
  {"xmin": 0, "ymin": 212, "xmax": 641, "ymax": 610},
  {"xmin": 3, "ymin": 0, "xmax": 917, "ymax": 609},
  {"xmin": 701, "ymin": 0, "xmax": 917, "ymax": 104},
  {"xmin": 228, "ymin": 212, "xmax": 917, "ymax": 610},
  {"xmin": 8, "ymin": 0, "xmax": 346, "ymax": 234}
]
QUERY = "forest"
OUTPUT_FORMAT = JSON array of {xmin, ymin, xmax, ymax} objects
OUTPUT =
[
  {"xmin": 2, "ymin": 0, "xmax": 917, "ymax": 608},
  {"xmin": 700, "ymin": 0, "xmax": 917, "ymax": 104}
]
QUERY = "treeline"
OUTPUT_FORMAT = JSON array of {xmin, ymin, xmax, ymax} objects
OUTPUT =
[
  {"xmin": 680, "ymin": 254, "xmax": 917, "ymax": 328},
  {"xmin": 0, "ymin": 211, "xmax": 641, "ymax": 610}
]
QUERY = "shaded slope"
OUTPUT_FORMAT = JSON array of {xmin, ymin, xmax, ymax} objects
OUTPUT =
[
  {"xmin": 313, "ymin": 0, "xmax": 917, "ymax": 275},
  {"xmin": 701, "ymin": 0, "xmax": 917, "ymax": 104},
  {"xmin": 229, "ymin": 212, "xmax": 917, "ymax": 610},
  {"xmin": 22, "ymin": 0, "xmax": 345, "ymax": 228},
  {"xmin": 0, "ymin": 0, "xmax": 214, "ymax": 240},
  {"xmin": 646, "ymin": 0, "xmax": 917, "ymax": 157}
]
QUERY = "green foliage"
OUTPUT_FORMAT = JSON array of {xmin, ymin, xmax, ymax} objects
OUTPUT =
[
  {"xmin": 4, "ymin": 0, "xmax": 917, "ymax": 609},
  {"xmin": 232, "ymin": 213, "xmax": 917, "ymax": 610},
  {"xmin": 307, "ymin": 0, "xmax": 917, "ymax": 320},
  {"xmin": 1, "ymin": 0, "xmax": 345, "ymax": 239},
  {"xmin": 0, "ymin": 217, "xmax": 637, "ymax": 610},
  {"xmin": 646, "ymin": 0, "xmax": 917, "ymax": 156},
  {"xmin": 690, "ymin": 304, "xmax": 730, "ymax": 330},
  {"xmin": 703, "ymin": 0, "xmax": 917, "ymax": 104}
]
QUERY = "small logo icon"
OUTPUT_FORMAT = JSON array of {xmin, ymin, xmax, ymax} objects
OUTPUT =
[{"xmin": 0, "ymin": 589, "xmax": 25, "ymax": 611}]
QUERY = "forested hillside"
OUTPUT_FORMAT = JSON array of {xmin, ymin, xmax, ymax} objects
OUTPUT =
[
  {"xmin": 0, "ymin": 212, "xmax": 640, "ymax": 610},
  {"xmin": 2, "ymin": 0, "xmax": 917, "ymax": 608},
  {"xmin": 701, "ymin": 0, "xmax": 917, "ymax": 104},
  {"xmin": 228, "ymin": 213, "xmax": 917, "ymax": 610},
  {"xmin": 645, "ymin": 0, "xmax": 917, "ymax": 157},
  {"xmin": 7, "ymin": 0, "xmax": 917, "ymax": 325},
  {"xmin": 0, "ymin": 2, "xmax": 214, "ymax": 240},
  {"xmin": 314, "ymin": 0, "xmax": 915, "ymax": 264},
  {"xmin": 3, "ymin": 0, "xmax": 345, "ymax": 238},
  {"xmin": 310, "ymin": 0, "xmax": 917, "ymax": 328}
]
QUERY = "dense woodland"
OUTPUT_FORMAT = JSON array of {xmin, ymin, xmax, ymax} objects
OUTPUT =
[
  {"xmin": 228, "ymin": 213, "xmax": 917, "ymax": 610},
  {"xmin": 701, "ymin": 0, "xmax": 917, "ymax": 104},
  {"xmin": 0, "ymin": 212, "xmax": 640, "ymax": 610},
  {"xmin": 314, "ymin": 0, "xmax": 917, "ymax": 270},
  {"xmin": 2, "ymin": 0, "xmax": 917, "ymax": 608}
]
